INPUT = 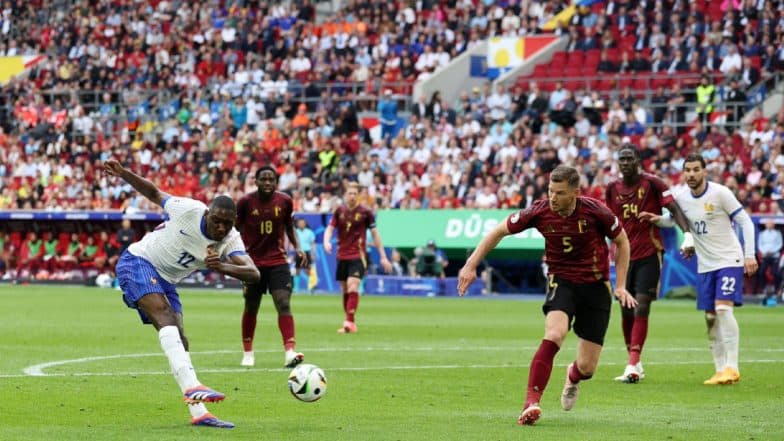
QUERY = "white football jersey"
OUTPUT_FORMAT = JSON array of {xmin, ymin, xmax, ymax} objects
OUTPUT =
[
  {"xmin": 128, "ymin": 197, "xmax": 247, "ymax": 283},
  {"xmin": 672, "ymin": 182, "xmax": 745, "ymax": 273}
]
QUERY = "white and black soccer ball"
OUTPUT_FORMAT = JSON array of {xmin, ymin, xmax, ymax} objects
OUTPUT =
[{"xmin": 287, "ymin": 363, "xmax": 327, "ymax": 402}]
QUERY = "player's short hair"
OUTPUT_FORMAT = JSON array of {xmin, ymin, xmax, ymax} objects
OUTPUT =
[
  {"xmin": 210, "ymin": 194, "xmax": 237, "ymax": 212},
  {"xmin": 346, "ymin": 182, "xmax": 361, "ymax": 192},
  {"xmin": 683, "ymin": 153, "xmax": 707, "ymax": 169},
  {"xmin": 619, "ymin": 144, "xmax": 641, "ymax": 159},
  {"xmin": 255, "ymin": 165, "xmax": 278, "ymax": 180},
  {"xmin": 549, "ymin": 165, "xmax": 580, "ymax": 188}
]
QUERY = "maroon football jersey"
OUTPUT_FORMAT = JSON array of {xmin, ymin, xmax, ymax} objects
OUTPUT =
[
  {"xmin": 605, "ymin": 173, "xmax": 674, "ymax": 261},
  {"xmin": 236, "ymin": 191, "xmax": 293, "ymax": 267},
  {"xmin": 329, "ymin": 204, "xmax": 376, "ymax": 260},
  {"xmin": 507, "ymin": 197, "xmax": 622, "ymax": 284}
]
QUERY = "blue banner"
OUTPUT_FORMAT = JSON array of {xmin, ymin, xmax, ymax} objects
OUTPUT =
[{"xmin": 363, "ymin": 275, "xmax": 484, "ymax": 297}]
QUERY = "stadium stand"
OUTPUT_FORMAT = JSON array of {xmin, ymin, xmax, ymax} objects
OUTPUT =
[{"xmin": 0, "ymin": 0, "xmax": 783, "ymax": 283}]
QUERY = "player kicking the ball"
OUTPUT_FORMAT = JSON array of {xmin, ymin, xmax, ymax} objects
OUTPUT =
[
  {"xmin": 458, "ymin": 166, "xmax": 636, "ymax": 426},
  {"xmin": 105, "ymin": 159, "xmax": 260, "ymax": 429}
]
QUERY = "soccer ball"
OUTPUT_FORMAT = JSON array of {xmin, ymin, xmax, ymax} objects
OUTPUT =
[{"xmin": 287, "ymin": 363, "xmax": 327, "ymax": 402}]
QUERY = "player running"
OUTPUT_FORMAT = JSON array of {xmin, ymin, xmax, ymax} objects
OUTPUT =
[{"xmin": 458, "ymin": 165, "xmax": 636, "ymax": 426}]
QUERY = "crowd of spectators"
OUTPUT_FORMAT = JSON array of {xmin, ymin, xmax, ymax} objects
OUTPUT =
[{"xmin": 0, "ymin": 0, "xmax": 782, "ymax": 234}]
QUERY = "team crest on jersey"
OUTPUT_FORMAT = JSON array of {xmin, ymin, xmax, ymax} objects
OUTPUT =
[
  {"xmin": 275, "ymin": 206, "xmax": 281, "ymax": 217},
  {"xmin": 577, "ymin": 219, "xmax": 588, "ymax": 233},
  {"xmin": 704, "ymin": 202, "xmax": 715, "ymax": 213},
  {"xmin": 150, "ymin": 277, "xmax": 158, "ymax": 285},
  {"xmin": 546, "ymin": 224, "xmax": 555, "ymax": 233},
  {"xmin": 355, "ymin": 213, "xmax": 361, "ymax": 221},
  {"xmin": 637, "ymin": 187, "xmax": 645, "ymax": 199},
  {"xmin": 252, "ymin": 209, "xmax": 260, "ymax": 216}
]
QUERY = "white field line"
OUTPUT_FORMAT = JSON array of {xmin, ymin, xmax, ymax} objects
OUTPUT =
[{"xmin": 6, "ymin": 346, "xmax": 783, "ymax": 378}]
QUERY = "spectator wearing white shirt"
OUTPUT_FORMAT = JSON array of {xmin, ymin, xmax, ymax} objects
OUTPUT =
[
  {"xmin": 415, "ymin": 46, "xmax": 439, "ymax": 72},
  {"xmin": 475, "ymin": 185, "xmax": 499, "ymax": 208},
  {"xmin": 720, "ymin": 44, "xmax": 742, "ymax": 74},
  {"xmin": 290, "ymin": 50, "xmax": 312, "ymax": 75},
  {"xmin": 755, "ymin": 219, "xmax": 782, "ymax": 295},
  {"xmin": 486, "ymin": 84, "xmax": 512, "ymax": 121}
]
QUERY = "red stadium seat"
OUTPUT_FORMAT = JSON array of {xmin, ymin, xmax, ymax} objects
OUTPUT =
[
  {"xmin": 618, "ymin": 73, "xmax": 635, "ymax": 89},
  {"xmin": 651, "ymin": 74, "xmax": 671, "ymax": 89},
  {"xmin": 551, "ymin": 51, "xmax": 568, "ymax": 65},
  {"xmin": 568, "ymin": 50, "xmax": 584, "ymax": 65},
  {"xmin": 632, "ymin": 76, "xmax": 650, "ymax": 91}
]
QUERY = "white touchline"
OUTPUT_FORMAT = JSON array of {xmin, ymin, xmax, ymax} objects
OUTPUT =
[{"xmin": 9, "ymin": 347, "xmax": 784, "ymax": 379}]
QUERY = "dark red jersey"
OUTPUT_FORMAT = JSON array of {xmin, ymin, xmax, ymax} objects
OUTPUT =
[
  {"xmin": 507, "ymin": 197, "xmax": 622, "ymax": 284},
  {"xmin": 605, "ymin": 173, "xmax": 674, "ymax": 261},
  {"xmin": 236, "ymin": 191, "xmax": 293, "ymax": 267},
  {"xmin": 330, "ymin": 204, "xmax": 376, "ymax": 261}
]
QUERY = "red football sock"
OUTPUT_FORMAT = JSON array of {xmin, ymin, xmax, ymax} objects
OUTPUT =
[
  {"xmin": 526, "ymin": 339, "xmax": 560, "ymax": 407},
  {"xmin": 628, "ymin": 317, "xmax": 648, "ymax": 365},
  {"xmin": 346, "ymin": 291, "xmax": 359, "ymax": 322},
  {"xmin": 568, "ymin": 361, "xmax": 593, "ymax": 384},
  {"xmin": 622, "ymin": 313, "xmax": 634, "ymax": 353},
  {"xmin": 278, "ymin": 314, "xmax": 296, "ymax": 351},
  {"xmin": 342, "ymin": 292, "xmax": 349, "ymax": 313},
  {"xmin": 241, "ymin": 312, "xmax": 257, "ymax": 352}
]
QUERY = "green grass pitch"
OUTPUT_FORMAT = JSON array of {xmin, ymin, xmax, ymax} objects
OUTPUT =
[{"xmin": 0, "ymin": 285, "xmax": 782, "ymax": 441}]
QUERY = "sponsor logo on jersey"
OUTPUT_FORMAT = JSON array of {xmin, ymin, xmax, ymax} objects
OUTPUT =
[
  {"xmin": 150, "ymin": 277, "xmax": 158, "ymax": 285},
  {"xmin": 510, "ymin": 212, "xmax": 520, "ymax": 223}
]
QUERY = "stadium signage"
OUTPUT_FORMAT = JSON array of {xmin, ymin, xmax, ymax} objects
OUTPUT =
[{"xmin": 376, "ymin": 210, "xmax": 544, "ymax": 249}]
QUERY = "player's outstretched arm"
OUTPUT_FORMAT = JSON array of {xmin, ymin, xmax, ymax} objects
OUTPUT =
[
  {"xmin": 457, "ymin": 221, "xmax": 510, "ymax": 296},
  {"xmin": 205, "ymin": 248, "xmax": 261, "ymax": 283},
  {"xmin": 104, "ymin": 159, "xmax": 170, "ymax": 207},
  {"xmin": 612, "ymin": 229, "xmax": 637, "ymax": 308}
]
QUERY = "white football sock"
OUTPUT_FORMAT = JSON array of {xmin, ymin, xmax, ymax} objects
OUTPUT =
[
  {"xmin": 187, "ymin": 402, "xmax": 209, "ymax": 419},
  {"xmin": 706, "ymin": 313, "xmax": 725, "ymax": 372},
  {"xmin": 716, "ymin": 305, "xmax": 739, "ymax": 371},
  {"xmin": 159, "ymin": 326, "xmax": 200, "ymax": 392}
]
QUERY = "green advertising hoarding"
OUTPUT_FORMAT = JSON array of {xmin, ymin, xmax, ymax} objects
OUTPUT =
[{"xmin": 376, "ymin": 209, "xmax": 545, "ymax": 260}]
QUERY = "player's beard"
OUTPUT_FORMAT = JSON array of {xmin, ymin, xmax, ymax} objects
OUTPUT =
[{"xmin": 686, "ymin": 176, "xmax": 704, "ymax": 191}]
